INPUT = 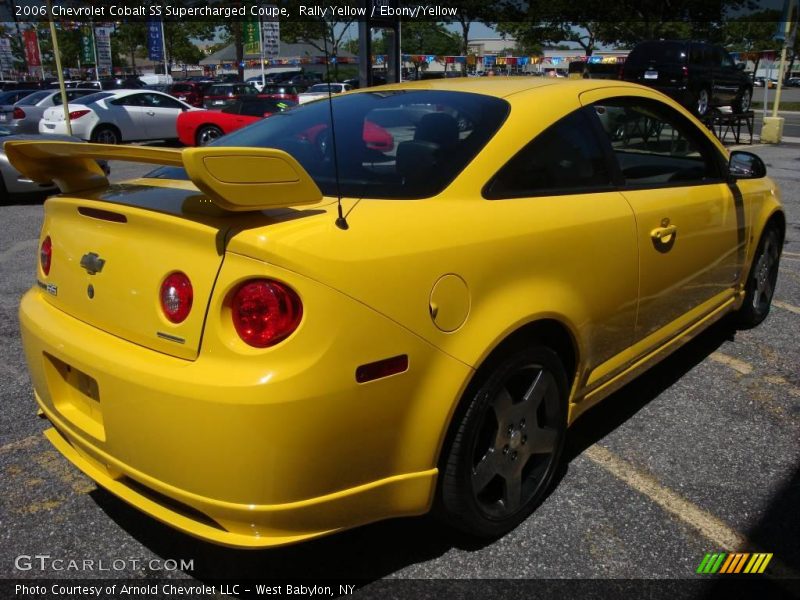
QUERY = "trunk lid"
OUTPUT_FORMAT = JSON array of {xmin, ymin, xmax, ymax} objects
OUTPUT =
[{"xmin": 39, "ymin": 183, "xmax": 232, "ymax": 360}]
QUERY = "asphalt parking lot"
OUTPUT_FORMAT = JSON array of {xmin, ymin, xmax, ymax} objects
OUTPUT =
[{"xmin": 0, "ymin": 142, "xmax": 798, "ymax": 597}]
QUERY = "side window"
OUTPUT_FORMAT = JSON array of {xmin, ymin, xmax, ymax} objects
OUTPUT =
[
  {"xmin": 152, "ymin": 94, "xmax": 184, "ymax": 109},
  {"xmin": 590, "ymin": 98, "xmax": 723, "ymax": 186},
  {"xmin": 484, "ymin": 109, "xmax": 613, "ymax": 199},
  {"xmin": 111, "ymin": 94, "xmax": 144, "ymax": 107},
  {"xmin": 719, "ymin": 48, "xmax": 734, "ymax": 68}
]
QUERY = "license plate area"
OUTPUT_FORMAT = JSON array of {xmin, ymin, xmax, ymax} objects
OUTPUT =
[
  {"xmin": 644, "ymin": 70, "xmax": 659, "ymax": 80},
  {"xmin": 44, "ymin": 353, "xmax": 105, "ymax": 441}
]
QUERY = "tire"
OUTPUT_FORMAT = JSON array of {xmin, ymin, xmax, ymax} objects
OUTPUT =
[
  {"xmin": 196, "ymin": 125, "xmax": 223, "ymax": 146},
  {"xmin": 733, "ymin": 87, "xmax": 752, "ymax": 113},
  {"xmin": 0, "ymin": 174, "xmax": 9, "ymax": 206},
  {"xmin": 695, "ymin": 88, "xmax": 711, "ymax": 116},
  {"xmin": 438, "ymin": 345, "xmax": 568, "ymax": 538},
  {"xmin": 735, "ymin": 225, "xmax": 782, "ymax": 328},
  {"xmin": 90, "ymin": 125, "xmax": 120, "ymax": 144}
]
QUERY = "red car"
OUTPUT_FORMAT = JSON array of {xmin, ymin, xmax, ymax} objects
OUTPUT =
[
  {"xmin": 177, "ymin": 97, "xmax": 296, "ymax": 146},
  {"xmin": 168, "ymin": 81, "xmax": 212, "ymax": 108},
  {"xmin": 298, "ymin": 121, "xmax": 395, "ymax": 153},
  {"xmin": 202, "ymin": 83, "xmax": 258, "ymax": 109},
  {"xmin": 258, "ymin": 84, "xmax": 303, "ymax": 103}
]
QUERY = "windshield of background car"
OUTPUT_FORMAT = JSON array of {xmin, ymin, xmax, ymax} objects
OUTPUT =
[
  {"xmin": 626, "ymin": 42, "xmax": 687, "ymax": 65},
  {"xmin": 148, "ymin": 90, "xmax": 509, "ymax": 199},
  {"xmin": 16, "ymin": 91, "xmax": 51, "ymax": 105}
]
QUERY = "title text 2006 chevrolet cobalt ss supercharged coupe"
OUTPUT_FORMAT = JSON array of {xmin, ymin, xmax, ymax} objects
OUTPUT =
[{"xmin": 11, "ymin": 79, "xmax": 783, "ymax": 547}]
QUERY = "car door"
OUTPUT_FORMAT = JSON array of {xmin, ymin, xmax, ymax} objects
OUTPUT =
[
  {"xmin": 138, "ymin": 93, "xmax": 185, "ymax": 140},
  {"xmin": 584, "ymin": 92, "xmax": 743, "ymax": 349},
  {"xmin": 482, "ymin": 107, "xmax": 639, "ymax": 387},
  {"xmin": 106, "ymin": 93, "xmax": 153, "ymax": 140}
]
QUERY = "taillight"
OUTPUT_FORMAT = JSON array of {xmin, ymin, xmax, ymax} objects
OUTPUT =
[
  {"xmin": 682, "ymin": 66, "xmax": 689, "ymax": 79},
  {"xmin": 231, "ymin": 279, "xmax": 302, "ymax": 348},
  {"xmin": 40, "ymin": 236, "xmax": 52, "ymax": 276},
  {"xmin": 13, "ymin": 107, "xmax": 25, "ymax": 119},
  {"xmin": 160, "ymin": 272, "xmax": 193, "ymax": 323},
  {"xmin": 69, "ymin": 109, "xmax": 90, "ymax": 120}
]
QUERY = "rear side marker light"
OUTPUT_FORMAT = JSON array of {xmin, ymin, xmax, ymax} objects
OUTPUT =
[
  {"xmin": 40, "ymin": 236, "xmax": 52, "ymax": 276},
  {"xmin": 356, "ymin": 355, "xmax": 409, "ymax": 383}
]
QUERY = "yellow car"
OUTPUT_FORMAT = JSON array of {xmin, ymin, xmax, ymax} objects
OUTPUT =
[{"xmin": 11, "ymin": 79, "xmax": 784, "ymax": 548}]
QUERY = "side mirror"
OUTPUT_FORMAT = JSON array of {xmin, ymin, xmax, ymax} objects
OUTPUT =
[{"xmin": 729, "ymin": 151, "xmax": 766, "ymax": 180}]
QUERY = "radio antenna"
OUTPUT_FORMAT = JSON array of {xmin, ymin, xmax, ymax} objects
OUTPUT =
[{"xmin": 322, "ymin": 27, "xmax": 348, "ymax": 230}]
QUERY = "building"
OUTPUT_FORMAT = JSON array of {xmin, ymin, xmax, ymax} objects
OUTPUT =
[{"xmin": 198, "ymin": 41, "xmax": 357, "ymax": 80}]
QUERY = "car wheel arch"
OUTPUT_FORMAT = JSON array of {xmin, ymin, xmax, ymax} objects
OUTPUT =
[
  {"xmin": 434, "ymin": 317, "xmax": 580, "ymax": 473},
  {"xmin": 91, "ymin": 123, "xmax": 121, "ymax": 143}
]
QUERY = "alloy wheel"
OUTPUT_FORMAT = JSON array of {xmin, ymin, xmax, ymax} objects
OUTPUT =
[
  {"xmin": 470, "ymin": 363, "xmax": 561, "ymax": 519},
  {"xmin": 198, "ymin": 126, "xmax": 222, "ymax": 146},
  {"xmin": 752, "ymin": 233, "xmax": 779, "ymax": 314},
  {"xmin": 696, "ymin": 89, "xmax": 710, "ymax": 116}
]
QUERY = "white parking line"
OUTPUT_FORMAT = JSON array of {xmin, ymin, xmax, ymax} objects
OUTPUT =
[
  {"xmin": 709, "ymin": 352, "xmax": 753, "ymax": 375},
  {"xmin": 584, "ymin": 445, "xmax": 799, "ymax": 579},
  {"xmin": 773, "ymin": 300, "xmax": 800, "ymax": 315},
  {"xmin": 0, "ymin": 433, "xmax": 42, "ymax": 455}
]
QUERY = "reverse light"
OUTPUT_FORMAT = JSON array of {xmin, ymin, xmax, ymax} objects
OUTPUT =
[
  {"xmin": 231, "ymin": 279, "xmax": 302, "ymax": 348},
  {"xmin": 160, "ymin": 272, "xmax": 193, "ymax": 323},
  {"xmin": 13, "ymin": 107, "xmax": 25, "ymax": 119},
  {"xmin": 68, "ymin": 109, "xmax": 90, "ymax": 120},
  {"xmin": 40, "ymin": 236, "xmax": 52, "ymax": 276}
]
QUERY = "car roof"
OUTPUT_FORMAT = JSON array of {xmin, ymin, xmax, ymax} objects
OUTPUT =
[{"xmin": 354, "ymin": 78, "xmax": 644, "ymax": 99}]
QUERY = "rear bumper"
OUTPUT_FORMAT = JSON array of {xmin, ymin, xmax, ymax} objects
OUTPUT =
[{"xmin": 19, "ymin": 256, "xmax": 470, "ymax": 546}]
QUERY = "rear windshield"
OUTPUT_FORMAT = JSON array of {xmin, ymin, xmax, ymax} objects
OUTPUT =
[
  {"xmin": 73, "ymin": 92, "xmax": 114, "ymax": 105},
  {"xmin": 16, "ymin": 91, "xmax": 51, "ymax": 105},
  {"xmin": 148, "ymin": 90, "xmax": 509, "ymax": 199},
  {"xmin": 626, "ymin": 42, "xmax": 687, "ymax": 65}
]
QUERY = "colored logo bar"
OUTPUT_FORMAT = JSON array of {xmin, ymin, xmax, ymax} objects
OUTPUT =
[{"xmin": 697, "ymin": 552, "xmax": 773, "ymax": 574}]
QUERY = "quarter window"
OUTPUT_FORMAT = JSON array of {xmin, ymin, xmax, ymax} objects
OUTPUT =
[
  {"xmin": 484, "ymin": 109, "xmax": 613, "ymax": 199},
  {"xmin": 589, "ymin": 98, "xmax": 723, "ymax": 186}
]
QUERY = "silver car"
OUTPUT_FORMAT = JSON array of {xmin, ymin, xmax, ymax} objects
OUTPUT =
[
  {"xmin": 3, "ymin": 89, "xmax": 98, "ymax": 134},
  {"xmin": 0, "ymin": 129, "xmax": 109, "ymax": 203}
]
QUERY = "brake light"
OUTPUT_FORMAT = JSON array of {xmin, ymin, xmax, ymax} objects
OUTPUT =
[
  {"xmin": 231, "ymin": 279, "xmax": 302, "ymax": 348},
  {"xmin": 40, "ymin": 236, "xmax": 52, "ymax": 276},
  {"xmin": 682, "ymin": 66, "xmax": 689, "ymax": 79},
  {"xmin": 13, "ymin": 107, "xmax": 25, "ymax": 119},
  {"xmin": 160, "ymin": 272, "xmax": 193, "ymax": 323},
  {"xmin": 68, "ymin": 109, "xmax": 90, "ymax": 120}
]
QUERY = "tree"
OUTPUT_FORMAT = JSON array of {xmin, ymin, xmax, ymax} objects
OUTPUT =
[
  {"xmin": 401, "ymin": 22, "xmax": 461, "ymax": 78},
  {"xmin": 280, "ymin": 19, "xmax": 356, "ymax": 80},
  {"xmin": 113, "ymin": 22, "xmax": 146, "ymax": 74},
  {"xmin": 722, "ymin": 10, "xmax": 782, "ymax": 82},
  {"xmin": 163, "ymin": 23, "xmax": 216, "ymax": 71}
]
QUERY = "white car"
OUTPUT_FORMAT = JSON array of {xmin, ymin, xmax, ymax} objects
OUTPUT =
[
  {"xmin": 245, "ymin": 76, "xmax": 266, "ymax": 92},
  {"xmin": 39, "ymin": 89, "xmax": 194, "ymax": 144},
  {"xmin": 297, "ymin": 83, "xmax": 353, "ymax": 104}
]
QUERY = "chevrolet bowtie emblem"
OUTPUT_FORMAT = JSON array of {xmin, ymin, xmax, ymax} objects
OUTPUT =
[{"xmin": 80, "ymin": 252, "xmax": 105, "ymax": 275}]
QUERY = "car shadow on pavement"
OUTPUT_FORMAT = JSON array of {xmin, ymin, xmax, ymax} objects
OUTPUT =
[
  {"xmin": 562, "ymin": 317, "xmax": 737, "ymax": 463},
  {"xmin": 90, "ymin": 489, "xmax": 484, "ymax": 581},
  {"xmin": 89, "ymin": 318, "xmax": 739, "ymax": 584}
]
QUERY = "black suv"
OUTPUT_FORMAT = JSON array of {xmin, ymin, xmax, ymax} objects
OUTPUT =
[{"xmin": 622, "ymin": 40, "xmax": 753, "ymax": 116}]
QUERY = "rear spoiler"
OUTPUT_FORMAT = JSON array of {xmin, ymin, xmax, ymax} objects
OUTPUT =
[{"xmin": 5, "ymin": 141, "xmax": 323, "ymax": 212}]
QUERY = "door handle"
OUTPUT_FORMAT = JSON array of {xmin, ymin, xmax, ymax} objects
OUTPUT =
[
  {"xmin": 650, "ymin": 224, "xmax": 678, "ymax": 242},
  {"xmin": 146, "ymin": 110, "xmax": 155, "ymax": 116}
]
